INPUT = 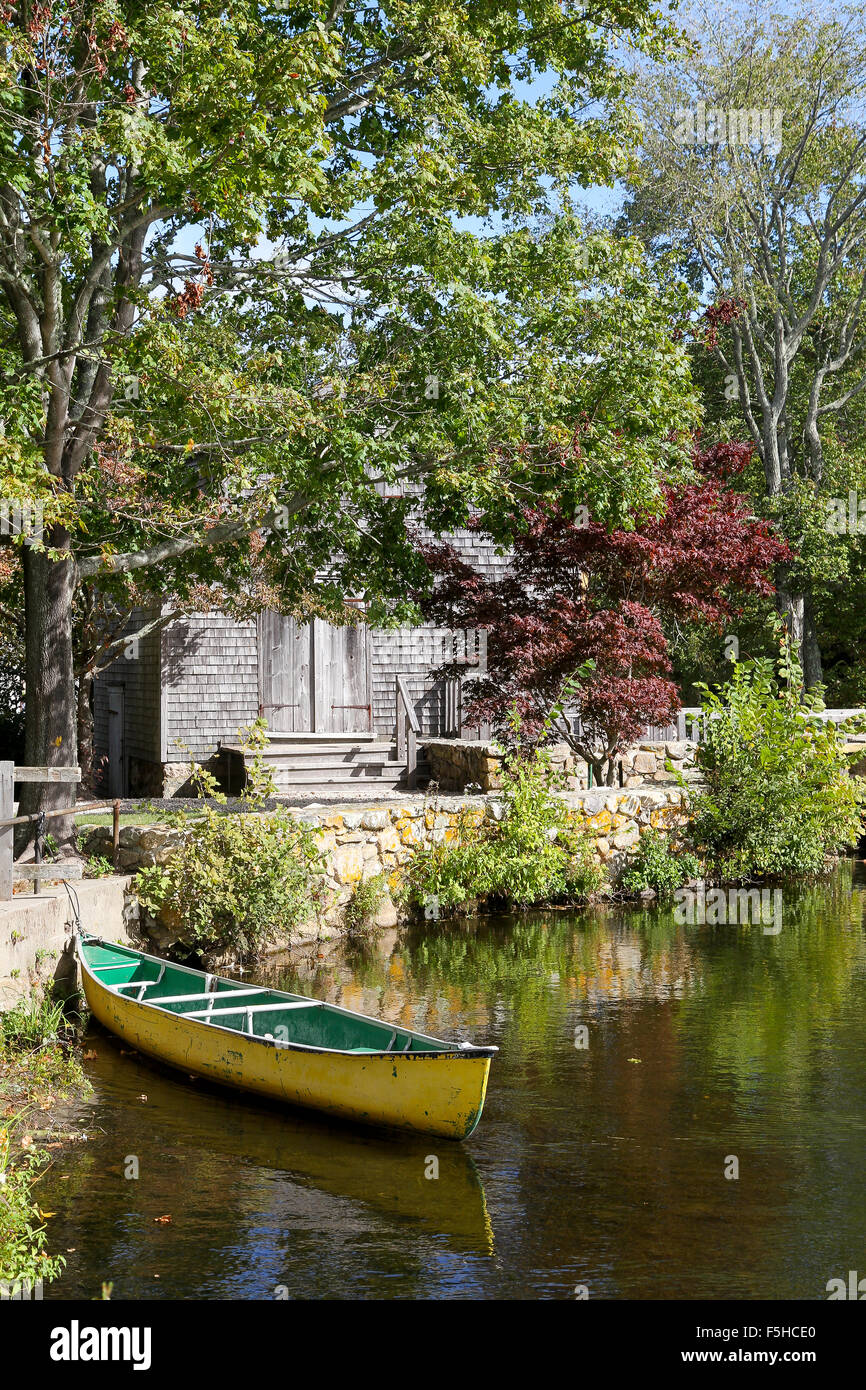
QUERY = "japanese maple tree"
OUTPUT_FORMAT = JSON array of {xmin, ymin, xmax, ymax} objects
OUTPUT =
[{"xmin": 420, "ymin": 441, "xmax": 791, "ymax": 783}]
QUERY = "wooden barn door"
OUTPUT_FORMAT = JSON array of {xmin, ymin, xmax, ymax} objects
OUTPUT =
[
  {"xmin": 107, "ymin": 686, "xmax": 126, "ymax": 796},
  {"xmin": 311, "ymin": 619, "xmax": 373, "ymax": 733},
  {"xmin": 258, "ymin": 614, "xmax": 372, "ymax": 733},
  {"xmin": 257, "ymin": 612, "xmax": 312, "ymax": 731}
]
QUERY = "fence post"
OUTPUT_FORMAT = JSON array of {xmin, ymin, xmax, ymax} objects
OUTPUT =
[
  {"xmin": 0, "ymin": 762, "xmax": 12, "ymax": 901},
  {"xmin": 406, "ymin": 724, "xmax": 417, "ymax": 790},
  {"xmin": 396, "ymin": 690, "xmax": 406, "ymax": 763}
]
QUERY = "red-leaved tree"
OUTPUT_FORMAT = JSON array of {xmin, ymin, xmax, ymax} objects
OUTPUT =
[{"xmin": 420, "ymin": 441, "xmax": 791, "ymax": 783}]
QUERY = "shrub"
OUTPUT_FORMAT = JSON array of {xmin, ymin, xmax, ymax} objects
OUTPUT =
[
  {"xmin": 619, "ymin": 828, "xmax": 701, "ymax": 897},
  {"xmin": 343, "ymin": 874, "xmax": 387, "ymax": 936},
  {"xmin": 1, "ymin": 992, "xmax": 84, "ymax": 1289},
  {"xmin": 400, "ymin": 742, "xmax": 605, "ymax": 913},
  {"xmin": 83, "ymin": 853, "xmax": 115, "ymax": 879},
  {"xmin": 135, "ymin": 808, "xmax": 326, "ymax": 957},
  {"xmin": 686, "ymin": 633, "xmax": 866, "ymax": 878},
  {"xmin": 0, "ymin": 1129, "xmax": 65, "ymax": 1289}
]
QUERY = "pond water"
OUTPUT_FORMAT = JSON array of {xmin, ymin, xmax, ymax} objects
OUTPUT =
[{"xmin": 40, "ymin": 861, "xmax": 866, "ymax": 1300}]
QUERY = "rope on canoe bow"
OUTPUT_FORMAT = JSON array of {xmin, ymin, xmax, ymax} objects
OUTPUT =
[{"xmin": 62, "ymin": 879, "xmax": 82, "ymax": 935}]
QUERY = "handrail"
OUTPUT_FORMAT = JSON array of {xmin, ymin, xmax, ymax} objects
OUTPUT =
[
  {"xmin": 395, "ymin": 674, "xmax": 420, "ymax": 789},
  {"xmin": 0, "ymin": 762, "xmax": 122, "ymax": 901},
  {"xmin": 395, "ymin": 674, "xmax": 420, "ymax": 733},
  {"xmin": 0, "ymin": 799, "xmax": 117, "ymax": 829}
]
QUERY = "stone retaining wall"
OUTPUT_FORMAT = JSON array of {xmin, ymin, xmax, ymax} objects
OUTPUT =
[
  {"xmin": 80, "ymin": 788, "xmax": 690, "ymax": 948},
  {"xmin": 424, "ymin": 738, "xmax": 699, "ymax": 792},
  {"xmin": 0, "ymin": 877, "xmax": 141, "ymax": 1011}
]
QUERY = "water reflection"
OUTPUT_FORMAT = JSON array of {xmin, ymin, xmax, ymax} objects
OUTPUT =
[{"xmin": 40, "ymin": 861, "xmax": 866, "ymax": 1299}]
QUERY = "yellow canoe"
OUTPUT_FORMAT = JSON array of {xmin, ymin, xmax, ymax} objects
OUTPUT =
[{"xmin": 77, "ymin": 934, "xmax": 496, "ymax": 1140}]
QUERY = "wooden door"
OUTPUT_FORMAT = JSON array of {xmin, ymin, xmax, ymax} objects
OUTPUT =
[
  {"xmin": 312, "ymin": 620, "xmax": 372, "ymax": 732},
  {"xmin": 257, "ymin": 612, "xmax": 312, "ymax": 731},
  {"xmin": 258, "ymin": 615, "xmax": 372, "ymax": 733},
  {"xmin": 107, "ymin": 686, "xmax": 126, "ymax": 796}
]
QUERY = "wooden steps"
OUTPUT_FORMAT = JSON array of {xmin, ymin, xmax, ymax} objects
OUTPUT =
[{"xmin": 220, "ymin": 734, "xmax": 429, "ymax": 796}]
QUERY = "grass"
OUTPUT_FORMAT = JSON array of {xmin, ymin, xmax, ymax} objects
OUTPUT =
[{"xmin": 0, "ymin": 992, "xmax": 90, "ymax": 1290}]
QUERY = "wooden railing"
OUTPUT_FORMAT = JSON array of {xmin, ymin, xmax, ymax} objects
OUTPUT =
[
  {"xmin": 566, "ymin": 706, "xmax": 866, "ymax": 749},
  {"xmin": 0, "ymin": 761, "xmax": 121, "ymax": 900},
  {"xmin": 443, "ymin": 674, "xmax": 491, "ymax": 740},
  {"xmin": 395, "ymin": 675, "xmax": 420, "ymax": 790}
]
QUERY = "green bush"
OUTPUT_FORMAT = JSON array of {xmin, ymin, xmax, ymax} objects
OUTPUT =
[
  {"xmin": 135, "ymin": 808, "xmax": 326, "ymax": 957},
  {"xmin": 400, "ymin": 745, "xmax": 605, "ymax": 913},
  {"xmin": 0, "ymin": 1133, "xmax": 65, "ymax": 1289},
  {"xmin": 1, "ymin": 993, "xmax": 83, "ymax": 1290},
  {"xmin": 343, "ymin": 874, "xmax": 387, "ymax": 936},
  {"xmin": 686, "ymin": 634, "xmax": 866, "ymax": 878},
  {"xmin": 619, "ymin": 828, "xmax": 701, "ymax": 898},
  {"xmin": 82, "ymin": 853, "xmax": 115, "ymax": 879}
]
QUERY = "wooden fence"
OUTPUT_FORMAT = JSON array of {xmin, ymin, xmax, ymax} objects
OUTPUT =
[
  {"xmin": 0, "ymin": 762, "xmax": 121, "ymax": 901},
  {"xmin": 566, "ymin": 707, "xmax": 866, "ymax": 747}
]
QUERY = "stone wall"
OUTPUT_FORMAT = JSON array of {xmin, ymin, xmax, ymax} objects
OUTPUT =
[
  {"xmin": 424, "ymin": 738, "xmax": 699, "ymax": 792},
  {"xmin": 80, "ymin": 787, "xmax": 690, "ymax": 948},
  {"xmin": 620, "ymin": 741, "xmax": 700, "ymax": 787},
  {"xmin": 424, "ymin": 739, "xmax": 589, "ymax": 791},
  {"xmin": 0, "ymin": 876, "xmax": 141, "ymax": 1011}
]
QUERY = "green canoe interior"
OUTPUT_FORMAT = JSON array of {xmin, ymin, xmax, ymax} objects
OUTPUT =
[{"xmin": 79, "ymin": 936, "xmax": 449, "ymax": 1054}]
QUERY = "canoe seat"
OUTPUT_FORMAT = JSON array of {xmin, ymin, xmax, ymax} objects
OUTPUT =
[
  {"xmin": 150, "ymin": 987, "xmax": 263, "ymax": 1009},
  {"xmin": 114, "ymin": 963, "xmax": 166, "ymax": 1001},
  {"xmin": 183, "ymin": 1000, "xmax": 323, "ymax": 1020}
]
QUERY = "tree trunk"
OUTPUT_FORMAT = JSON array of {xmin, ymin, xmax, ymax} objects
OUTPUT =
[
  {"xmin": 802, "ymin": 594, "xmax": 823, "ymax": 690},
  {"xmin": 16, "ymin": 536, "xmax": 78, "ymax": 852},
  {"xmin": 777, "ymin": 586, "xmax": 823, "ymax": 690}
]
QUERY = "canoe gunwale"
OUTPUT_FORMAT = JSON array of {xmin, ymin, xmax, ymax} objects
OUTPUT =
[{"xmin": 76, "ymin": 933, "xmax": 498, "ymax": 1061}]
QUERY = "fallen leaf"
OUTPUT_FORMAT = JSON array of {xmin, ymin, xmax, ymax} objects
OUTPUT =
[{"xmin": 153, "ymin": 1215, "xmax": 172, "ymax": 1225}]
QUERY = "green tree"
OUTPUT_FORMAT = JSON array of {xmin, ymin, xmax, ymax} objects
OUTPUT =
[
  {"xmin": 622, "ymin": 0, "xmax": 866, "ymax": 689},
  {"xmin": 0, "ymin": 0, "xmax": 693, "ymax": 828}
]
